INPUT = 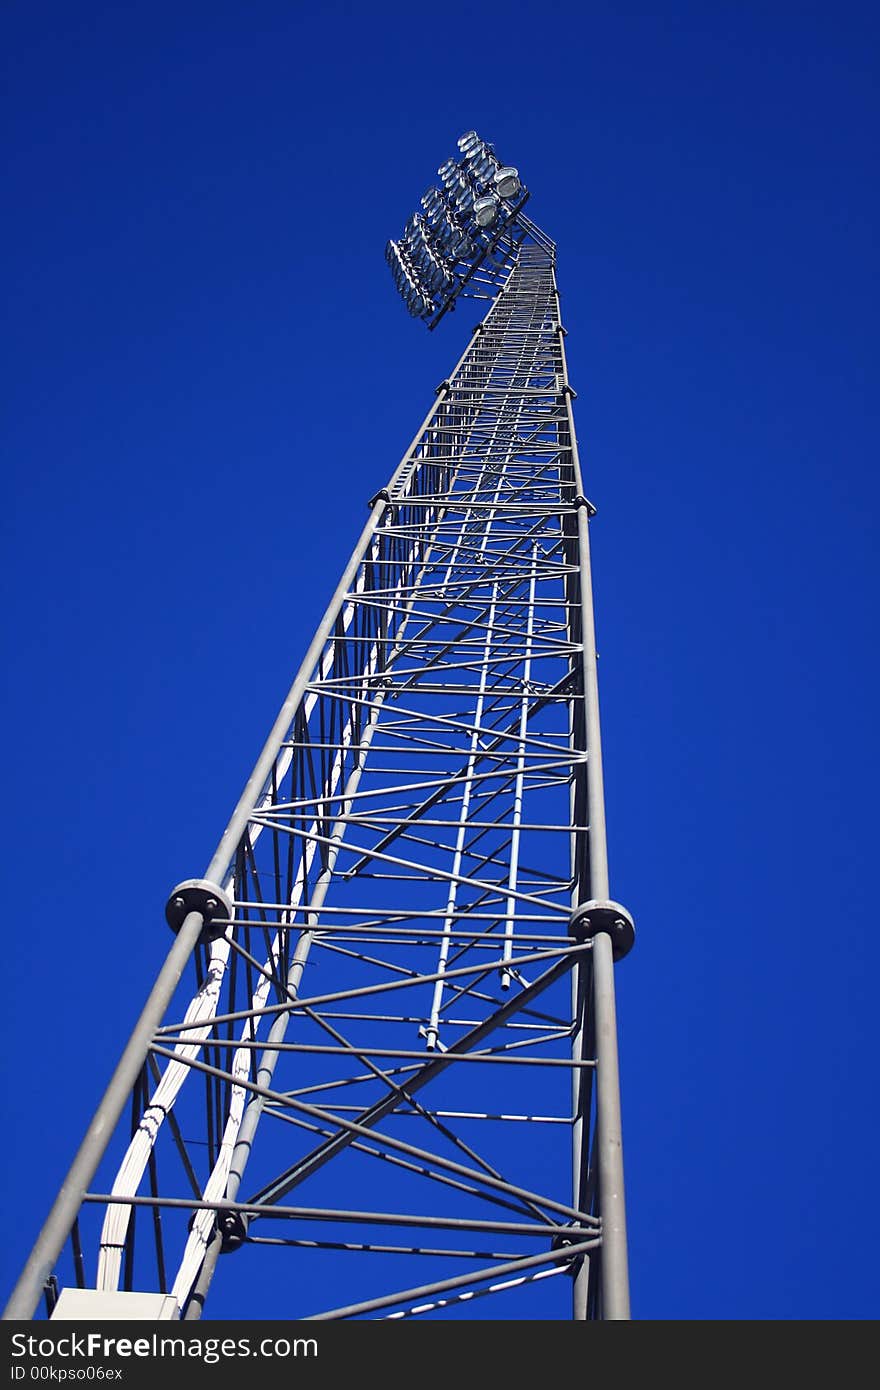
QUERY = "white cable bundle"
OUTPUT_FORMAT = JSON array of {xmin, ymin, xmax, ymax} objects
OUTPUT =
[
  {"xmin": 169, "ymin": 928, "xmax": 285, "ymax": 1303},
  {"xmin": 97, "ymin": 939, "xmax": 230, "ymax": 1290}
]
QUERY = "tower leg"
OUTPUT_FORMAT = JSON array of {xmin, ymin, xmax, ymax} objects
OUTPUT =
[{"xmin": 592, "ymin": 930, "xmax": 630, "ymax": 1319}]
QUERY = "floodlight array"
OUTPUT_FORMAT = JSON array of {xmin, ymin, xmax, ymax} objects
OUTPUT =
[{"xmin": 385, "ymin": 130, "xmax": 528, "ymax": 325}]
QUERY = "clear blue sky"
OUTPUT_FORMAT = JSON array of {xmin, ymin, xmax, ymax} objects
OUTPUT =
[{"xmin": 2, "ymin": 1, "xmax": 878, "ymax": 1320}]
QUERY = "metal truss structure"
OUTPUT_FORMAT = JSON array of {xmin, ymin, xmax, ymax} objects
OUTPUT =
[{"xmin": 6, "ymin": 217, "xmax": 635, "ymax": 1323}]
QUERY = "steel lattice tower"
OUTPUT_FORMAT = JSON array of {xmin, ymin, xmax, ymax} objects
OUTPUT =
[{"xmin": 5, "ymin": 140, "xmax": 635, "ymax": 1323}]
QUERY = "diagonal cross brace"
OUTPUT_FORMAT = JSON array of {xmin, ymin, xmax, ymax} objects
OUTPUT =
[{"xmin": 246, "ymin": 948, "xmax": 581, "ymax": 1210}]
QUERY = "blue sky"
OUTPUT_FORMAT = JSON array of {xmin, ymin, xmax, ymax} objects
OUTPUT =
[{"xmin": 2, "ymin": 1, "xmax": 878, "ymax": 1320}]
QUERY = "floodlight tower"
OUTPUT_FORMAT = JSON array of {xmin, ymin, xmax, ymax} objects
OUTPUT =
[{"xmin": 5, "ymin": 133, "xmax": 635, "ymax": 1323}]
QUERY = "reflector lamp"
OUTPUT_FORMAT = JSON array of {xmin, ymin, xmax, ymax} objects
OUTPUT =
[
  {"xmin": 473, "ymin": 195, "xmax": 499, "ymax": 228},
  {"xmin": 493, "ymin": 166, "xmax": 521, "ymax": 199}
]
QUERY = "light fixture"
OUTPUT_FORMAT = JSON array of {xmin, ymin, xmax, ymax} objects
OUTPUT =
[
  {"xmin": 493, "ymin": 166, "xmax": 521, "ymax": 200},
  {"xmin": 449, "ymin": 174, "xmax": 474, "ymax": 215},
  {"xmin": 473, "ymin": 194, "xmax": 499, "ymax": 228},
  {"xmin": 466, "ymin": 154, "xmax": 496, "ymax": 189},
  {"xmin": 420, "ymin": 189, "xmax": 445, "ymax": 226},
  {"xmin": 387, "ymin": 132, "xmax": 531, "ymax": 325},
  {"xmin": 385, "ymin": 239, "xmax": 437, "ymax": 320}
]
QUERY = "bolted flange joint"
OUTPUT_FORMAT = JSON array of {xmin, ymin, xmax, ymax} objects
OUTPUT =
[
  {"xmin": 569, "ymin": 899, "xmax": 635, "ymax": 961},
  {"xmin": 218, "ymin": 1209, "xmax": 249, "ymax": 1254},
  {"xmin": 573, "ymin": 494, "xmax": 597, "ymax": 517},
  {"xmin": 165, "ymin": 879, "xmax": 234, "ymax": 943},
  {"xmin": 562, "ymin": 383, "xmax": 578, "ymax": 400},
  {"xmin": 435, "ymin": 378, "xmax": 451, "ymax": 395},
  {"xmin": 367, "ymin": 488, "xmax": 391, "ymax": 511},
  {"xmin": 550, "ymin": 1225, "xmax": 588, "ymax": 1274}
]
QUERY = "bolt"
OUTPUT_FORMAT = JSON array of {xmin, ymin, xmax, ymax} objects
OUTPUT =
[
  {"xmin": 205, "ymin": 898, "xmax": 218, "ymax": 913},
  {"xmin": 172, "ymin": 897, "xmax": 185, "ymax": 910}
]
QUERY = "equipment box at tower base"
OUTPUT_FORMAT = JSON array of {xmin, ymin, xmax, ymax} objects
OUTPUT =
[{"xmin": 51, "ymin": 1289, "xmax": 180, "ymax": 1320}]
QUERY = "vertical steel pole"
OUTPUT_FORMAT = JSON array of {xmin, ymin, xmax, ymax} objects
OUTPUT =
[
  {"xmin": 591, "ymin": 929, "xmax": 630, "ymax": 1319},
  {"xmin": 558, "ymin": 283, "xmax": 632, "ymax": 1320},
  {"xmin": 574, "ymin": 503, "xmax": 609, "ymax": 902},
  {"xmin": 570, "ymin": 967, "xmax": 592, "ymax": 1319}
]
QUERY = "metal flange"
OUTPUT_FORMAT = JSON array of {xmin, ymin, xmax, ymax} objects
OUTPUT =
[
  {"xmin": 218, "ymin": 1209, "xmax": 249, "ymax": 1254},
  {"xmin": 573, "ymin": 494, "xmax": 597, "ymax": 517},
  {"xmin": 550, "ymin": 1225, "xmax": 587, "ymax": 1273},
  {"xmin": 569, "ymin": 899, "xmax": 635, "ymax": 961},
  {"xmin": 165, "ymin": 879, "xmax": 233, "ymax": 943}
]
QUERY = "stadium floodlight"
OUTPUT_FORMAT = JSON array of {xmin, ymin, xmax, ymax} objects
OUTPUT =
[
  {"xmin": 404, "ymin": 219, "xmax": 455, "ymax": 283},
  {"xmin": 385, "ymin": 238, "xmax": 437, "ymax": 321},
  {"xmin": 408, "ymin": 238, "xmax": 454, "ymax": 296},
  {"xmin": 387, "ymin": 131, "xmax": 532, "ymax": 327},
  {"xmin": 403, "ymin": 214, "xmax": 430, "ymax": 256},
  {"xmin": 385, "ymin": 239, "xmax": 407, "ymax": 279},
  {"xmin": 435, "ymin": 213, "xmax": 475, "ymax": 262},
  {"xmin": 405, "ymin": 239, "xmax": 429, "ymax": 271},
  {"xmin": 473, "ymin": 193, "xmax": 500, "ymax": 228},
  {"xmin": 458, "ymin": 141, "xmax": 494, "ymax": 172},
  {"xmin": 469, "ymin": 161, "xmax": 495, "ymax": 190},
  {"xmin": 403, "ymin": 211, "xmax": 422, "ymax": 241},
  {"xmin": 420, "ymin": 189, "xmax": 446, "ymax": 227},
  {"xmin": 461, "ymin": 137, "xmax": 485, "ymax": 159},
  {"xmin": 428, "ymin": 212, "xmax": 452, "ymax": 245},
  {"xmin": 449, "ymin": 174, "xmax": 475, "ymax": 215},
  {"xmin": 399, "ymin": 271, "xmax": 434, "ymax": 319},
  {"xmin": 391, "ymin": 243, "xmax": 412, "ymax": 279},
  {"xmin": 493, "ymin": 165, "xmax": 521, "ymax": 200},
  {"xmin": 424, "ymin": 200, "xmax": 467, "ymax": 257},
  {"xmin": 407, "ymin": 290, "xmax": 433, "ymax": 319}
]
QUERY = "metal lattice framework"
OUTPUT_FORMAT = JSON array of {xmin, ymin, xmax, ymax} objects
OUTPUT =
[{"xmin": 6, "ymin": 231, "xmax": 634, "ymax": 1323}]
